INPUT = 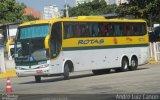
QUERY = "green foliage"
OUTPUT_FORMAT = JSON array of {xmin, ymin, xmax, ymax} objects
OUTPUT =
[
  {"xmin": 118, "ymin": 0, "xmax": 160, "ymax": 26},
  {"xmin": 23, "ymin": 15, "xmax": 39, "ymax": 22},
  {"xmin": 67, "ymin": 0, "xmax": 160, "ymax": 26},
  {"xmin": 0, "ymin": 0, "xmax": 25, "ymax": 24},
  {"xmin": 0, "ymin": 0, "xmax": 39, "ymax": 24},
  {"xmin": 68, "ymin": 0, "xmax": 117, "ymax": 16}
]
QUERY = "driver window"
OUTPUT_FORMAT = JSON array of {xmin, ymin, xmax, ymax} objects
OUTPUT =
[{"xmin": 50, "ymin": 22, "xmax": 62, "ymax": 58}]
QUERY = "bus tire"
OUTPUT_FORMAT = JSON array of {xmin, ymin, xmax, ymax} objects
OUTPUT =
[
  {"xmin": 128, "ymin": 57, "xmax": 138, "ymax": 70},
  {"xmin": 35, "ymin": 76, "xmax": 41, "ymax": 83},
  {"xmin": 116, "ymin": 57, "xmax": 128, "ymax": 72},
  {"xmin": 63, "ymin": 63, "xmax": 70, "ymax": 80}
]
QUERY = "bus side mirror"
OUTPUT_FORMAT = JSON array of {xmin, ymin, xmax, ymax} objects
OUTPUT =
[
  {"xmin": 6, "ymin": 39, "xmax": 13, "ymax": 53},
  {"xmin": 44, "ymin": 35, "xmax": 50, "ymax": 49},
  {"xmin": 10, "ymin": 48, "xmax": 15, "ymax": 58}
]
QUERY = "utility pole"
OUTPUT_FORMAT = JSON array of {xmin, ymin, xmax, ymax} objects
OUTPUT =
[
  {"xmin": 119, "ymin": 0, "xmax": 121, "ymax": 5},
  {"xmin": 65, "ymin": 0, "xmax": 69, "ymax": 17}
]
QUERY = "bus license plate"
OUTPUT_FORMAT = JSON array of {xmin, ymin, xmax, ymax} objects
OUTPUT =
[{"xmin": 36, "ymin": 70, "xmax": 43, "ymax": 74}]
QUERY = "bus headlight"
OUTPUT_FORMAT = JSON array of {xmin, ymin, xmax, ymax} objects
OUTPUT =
[
  {"xmin": 15, "ymin": 67, "xmax": 25, "ymax": 70},
  {"xmin": 15, "ymin": 67, "xmax": 20, "ymax": 70},
  {"xmin": 37, "ymin": 64, "xmax": 49, "ymax": 69}
]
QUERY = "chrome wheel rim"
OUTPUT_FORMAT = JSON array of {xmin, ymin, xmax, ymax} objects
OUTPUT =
[{"xmin": 131, "ymin": 60, "xmax": 136, "ymax": 67}]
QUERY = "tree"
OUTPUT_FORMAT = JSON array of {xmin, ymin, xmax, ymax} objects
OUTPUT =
[
  {"xmin": 117, "ymin": 0, "xmax": 160, "ymax": 25},
  {"xmin": 67, "ymin": 0, "xmax": 117, "ymax": 17},
  {"xmin": 23, "ymin": 15, "xmax": 40, "ymax": 22},
  {"xmin": 0, "ymin": 0, "xmax": 25, "ymax": 24}
]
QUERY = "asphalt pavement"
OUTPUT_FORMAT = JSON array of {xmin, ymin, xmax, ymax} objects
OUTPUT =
[{"xmin": 0, "ymin": 64, "xmax": 160, "ymax": 100}]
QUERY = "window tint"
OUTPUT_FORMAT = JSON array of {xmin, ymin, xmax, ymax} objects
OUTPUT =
[
  {"xmin": 63, "ymin": 22, "xmax": 147, "ymax": 39},
  {"xmin": 50, "ymin": 22, "xmax": 62, "ymax": 58},
  {"xmin": 19, "ymin": 24, "xmax": 49, "ymax": 39},
  {"xmin": 64, "ymin": 22, "xmax": 97, "ymax": 38},
  {"xmin": 64, "ymin": 22, "xmax": 76, "ymax": 38},
  {"xmin": 114, "ymin": 23, "xmax": 121, "ymax": 36}
]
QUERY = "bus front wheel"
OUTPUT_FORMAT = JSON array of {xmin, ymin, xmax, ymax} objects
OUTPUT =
[
  {"xmin": 63, "ymin": 63, "xmax": 70, "ymax": 80},
  {"xmin": 35, "ymin": 76, "xmax": 41, "ymax": 83}
]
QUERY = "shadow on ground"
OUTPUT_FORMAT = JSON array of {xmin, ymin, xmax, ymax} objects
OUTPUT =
[{"xmin": 19, "ymin": 67, "xmax": 149, "ymax": 84}]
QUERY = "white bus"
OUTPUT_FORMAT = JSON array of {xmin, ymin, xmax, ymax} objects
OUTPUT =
[{"xmin": 14, "ymin": 16, "xmax": 149, "ymax": 82}]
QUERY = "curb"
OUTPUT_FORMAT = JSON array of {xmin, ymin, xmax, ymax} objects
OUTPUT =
[
  {"xmin": 148, "ymin": 60, "xmax": 160, "ymax": 64},
  {"xmin": 0, "ymin": 70, "xmax": 16, "ymax": 78}
]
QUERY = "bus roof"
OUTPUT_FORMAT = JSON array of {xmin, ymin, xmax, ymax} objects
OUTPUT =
[{"xmin": 19, "ymin": 16, "xmax": 146, "ymax": 26}]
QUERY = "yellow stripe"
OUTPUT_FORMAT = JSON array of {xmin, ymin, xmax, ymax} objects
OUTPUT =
[{"xmin": 63, "ymin": 35, "xmax": 149, "ymax": 47}]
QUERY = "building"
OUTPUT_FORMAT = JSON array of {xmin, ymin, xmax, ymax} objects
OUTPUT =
[
  {"xmin": 115, "ymin": 0, "xmax": 128, "ymax": 5},
  {"xmin": 76, "ymin": 0, "xmax": 93, "ymax": 6},
  {"xmin": 0, "ymin": 23, "xmax": 20, "ymax": 45},
  {"xmin": 0, "ymin": 23, "xmax": 20, "ymax": 60},
  {"xmin": 75, "ymin": 0, "xmax": 128, "ymax": 6},
  {"xmin": 106, "ymin": 0, "xmax": 116, "ymax": 5},
  {"xmin": 106, "ymin": 0, "xmax": 128, "ymax": 5},
  {"xmin": 43, "ymin": 5, "xmax": 61, "ymax": 19},
  {"xmin": 24, "ymin": 7, "xmax": 41, "ymax": 19}
]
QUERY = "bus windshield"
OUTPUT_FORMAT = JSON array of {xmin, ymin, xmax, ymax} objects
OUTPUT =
[
  {"xmin": 15, "ymin": 24, "xmax": 50, "ymax": 63},
  {"xmin": 18, "ymin": 24, "xmax": 50, "ymax": 39}
]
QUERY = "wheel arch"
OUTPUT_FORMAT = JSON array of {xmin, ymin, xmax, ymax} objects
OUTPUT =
[
  {"xmin": 62, "ymin": 59, "xmax": 74, "ymax": 73},
  {"xmin": 130, "ymin": 55, "xmax": 138, "ymax": 66},
  {"xmin": 120, "ymin": 55, "xmax": 129, "ymax": 66}
]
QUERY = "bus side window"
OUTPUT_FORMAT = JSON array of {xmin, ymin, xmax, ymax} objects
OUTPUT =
[
  {"xmin": 79, "ymin": 23, "xmax": 90, "ymax": 37},
  {"xmin": 68, "ymin": 25, "xmax": 73, "ymax": 38},
  {"xmin": 135, "ymin": 23, "xmax": 141, "ymax": 36},
  {"xmin": 80, "ymin": 24, "xmax": 85, "ymax": 37},
  {"xmin": 126, "ymin": 24, "xmax": 131, "ymax": 36},
  {"xmin": 140, "ymin": 23, "xmax": 146, "ymax": 35},
  {"xmin": 99, "ymin": 23, "xmax": 106, "ymax": 37},
  {"xmin": 114, "ymin": 23, "xmax": 121, "ymax": 36},
  {"xmin": 104, "ymin": 23, "xmax": 110, "ymax": 36},
  {"xmin": 84, "ymin": 24, "xmax": 90, "ymax": 37},
  {"xmin": 91, "ymin": 23, "xmax": 99, "ymax": 37},
  {"xmin": 134, "ymin": 24, "xmax": 139, "ymax": 36},
  {"xmin": 119, "ymin": 24, "xmax": 123, "ymax": 36},
  {"xmin": 71, "ymin": 24, "xmax": 76, "ymax": 38},
  {"xmin": 121, "ymin": 23, "xmax": 126, "ymax": 36},
  {"xmin": 108, "ymin": 24, "xmax": 114, "ymax": 36},
  {"xmin": 76, "ymin": 23, "xmax": 81, "ymax": 37},
  {"xmin": 64, "ymin": 22, "xmax": 75, "ymax": 39},
  {"xmin": 88, "ymin": 23, "xmax": 92, "ymax": 37},
  {"xmin": 64, "ymin": 23, "xmax": 68, "ymax": 39},
  {"xmin": 130, "ymin": 24, "xmax": 135, "ymax": 36}
]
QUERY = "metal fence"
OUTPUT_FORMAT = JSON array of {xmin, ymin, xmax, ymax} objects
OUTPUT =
[{"xmin": 149, "ymin": 42, "xmax": 160, "ymax": 62}]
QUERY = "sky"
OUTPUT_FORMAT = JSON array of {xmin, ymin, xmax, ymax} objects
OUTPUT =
[{"xmin": 16, "ymin": 0, "xmax": 75, "ymax": 13}]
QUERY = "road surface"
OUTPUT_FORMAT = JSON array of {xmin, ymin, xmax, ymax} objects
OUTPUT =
[{"xmin": 0, "ymin": 64, "xmax": 160, "ymax": 99}]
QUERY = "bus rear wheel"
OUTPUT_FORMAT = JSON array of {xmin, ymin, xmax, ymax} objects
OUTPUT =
[
  {"xmin": 63, "ymin": 63, "xmax": 70, "ymax": 80},
  {"xmin": 35, "ymin": 76, "xmax": 41, "ymax": 83},
  {"xmin": 115, "ymin": 57, "xmax": 128, "ymax": 72},
  {"xmin": 128, "ymin": 57, "xmax": 138, "ymax": 70}
]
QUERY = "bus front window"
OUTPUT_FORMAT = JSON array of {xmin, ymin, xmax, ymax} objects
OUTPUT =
[{"xmin": 15, "ymin": 24, "xmax": 50, "ymax": 62}]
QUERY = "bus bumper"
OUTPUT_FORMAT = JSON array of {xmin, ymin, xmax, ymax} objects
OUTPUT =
[{"xmin": 16, "ymin": 67, "xmax": 49, "ymax": 77}]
